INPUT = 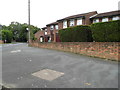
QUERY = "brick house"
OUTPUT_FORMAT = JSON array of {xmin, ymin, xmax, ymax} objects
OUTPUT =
[
  {"xmin": 46, "ymin": 22, "xmax": 60, "ymax": 42},
  {"xmin": 90, "ymin": 10, "xmax": 120, "ymax": 23},
  {"xmin": 34, "ymin": 29, "xmax": 45, "ymax": 42},
  {"xmin": 36, "ymin": 11, "xmax": 98, "ymax": 42},
  {"xmin": 57, "ymin": 11, "xmax": 97, "ymax": 30},
  {"xmin": 41, "ymin": 27, "xmax": 49, "ymax": 42},
  {"xmin": 34, "ymin": 27, "xmax": 48, "ymax": 42},
  {"xmin": 35, "ymin": 10, "xmax": 120, "ymax": 42}
]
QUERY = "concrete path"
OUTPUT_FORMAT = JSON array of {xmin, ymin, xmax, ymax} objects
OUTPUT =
[{"xmin": 2, "ymin": 43, "xmax": 119, "ymax": 88}]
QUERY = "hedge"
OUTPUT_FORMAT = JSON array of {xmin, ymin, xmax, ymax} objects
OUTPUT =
[
  {"xmin": 59, "ymin": 25, "xmax": 93, "ymax": 42},
  {"xmin": 91, "ymin": 20, "xmax": 120, "ymax": 42}
]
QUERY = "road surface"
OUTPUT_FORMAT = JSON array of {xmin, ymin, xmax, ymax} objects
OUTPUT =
[{"xmin": 1, "ymin": 43, "xmax": 119, "ymax": 88}]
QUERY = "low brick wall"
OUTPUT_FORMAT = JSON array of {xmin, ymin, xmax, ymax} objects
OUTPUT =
[
  {"xmin": 30, "ymin": 42, "xmax": 120, "ymax": 61},
  {"xmin": 0, "ymin": 40, "xmax": 3, "ymax": 44}
]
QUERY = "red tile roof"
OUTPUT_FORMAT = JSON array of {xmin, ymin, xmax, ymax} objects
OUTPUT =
[{"xmin": 57, "ymin": 11, "xmax": 97, "ymax": 21}]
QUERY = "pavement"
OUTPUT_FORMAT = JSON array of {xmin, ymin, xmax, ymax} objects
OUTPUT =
[{"xmin": 1, "ymin": 43, "xmax": 119, "ymax": 88}]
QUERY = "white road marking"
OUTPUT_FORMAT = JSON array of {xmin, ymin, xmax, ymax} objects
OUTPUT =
[
  {"xmin": 11, "ymin": 50, "xmax": 21, "ymax": 53},
  {"xmin": 2, "ymin": 43, "xmax": 25, "ymax": 48}
]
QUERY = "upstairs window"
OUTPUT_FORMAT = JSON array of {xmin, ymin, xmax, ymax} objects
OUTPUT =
[
  {"xmin": 55, "ymin": 25, "xmax": 59, "ymax": 30},
  {"xmin": 102, "ymin": 17, "xmax": 108, "ymax": 22},
  {"xmin": 63, "ymin": 20, "xmax": 67, "ymax": 28},
  {"xmin": 70, "ymin": 19, "xmax": 75, "ymax": 26},
  {"xmin": 112, "ymin": 16, "xmax": 120, "ymax": 20},
  {"xmin": 93, "ymin": 19, "xmax": 99, "ymax": 23},
  {"xmin": 50, "ymin": 25, "xmax": 54, "ymax": 30},
  {"xmin": 77, "ymin": 18, "xmax": 82, "ymax": 25}
]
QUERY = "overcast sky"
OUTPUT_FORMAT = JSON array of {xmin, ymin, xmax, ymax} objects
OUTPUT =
[{"xmin": 0, "ymin": 0, "xmax": 119, "ymax": 28}]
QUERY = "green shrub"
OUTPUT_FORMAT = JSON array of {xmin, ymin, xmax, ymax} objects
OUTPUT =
[
  {"xmin": 1, "ymin": 30, "xmax": 13, "ymax": 43},
  {"xmin": 59, "ymin": 25, "xmax": 93, "ymax": 42},
  {"xmin": 91, "ymin": 20, "xmax": 120, "ymax": 42}
]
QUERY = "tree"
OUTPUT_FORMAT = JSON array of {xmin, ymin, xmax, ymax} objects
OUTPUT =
[
  {"xmin": 1, "ymin": 30, "xmax": 13, "ymax": 43},
  {"xmin": 8, "ymin": 22, "xmax": 40, "ymax": 42},
  {"xmin": 0, "ymin": 22, "xmax": 40, "ymax": 42}
]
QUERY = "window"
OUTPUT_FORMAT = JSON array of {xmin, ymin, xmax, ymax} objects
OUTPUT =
[
  {"xmin": 50, "ymin": 25, "xmax": 54, "ymax": 30},
  {"xmin": 63, "ymin": 20, "xmax": 67, "ymax": 28},
  {"xmin": 77, "ymin": 18, "xmax": 82, "ymax": 25},
  {"xmin": 93, "ymin": 19, "xmax": 99, "ymax": 23},
  {"xmin": 70, "ymin": 19, "xmax": 75, "ymax": 26},
  {"xmin": 55, "ymin": 25, "xmax": 59, "ymax": 30},
  {"xmin": 112, "ymin": 16, "xmax": 120, "ymax": 20},
  {"xmin": 45, "ymin": 31, "xmax": 47, "ymax": 35},
  {"xmin": 102, "ymin": 18, "xmax": 108, "ymax": 22}
]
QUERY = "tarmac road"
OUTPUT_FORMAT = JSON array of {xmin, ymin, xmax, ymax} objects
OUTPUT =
[{"xmin": 1, "ymin": 43, "xmax": 119, "ymax": 88}]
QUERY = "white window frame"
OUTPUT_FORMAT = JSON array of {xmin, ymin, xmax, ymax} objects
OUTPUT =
[
  {"xmin": 112, "ymin": 16, "xmax": 120, "ymax": 20},
  {"xmin": 70, "ymin": 19, "xmax": 75, "ymax": 26},
  {"xmin": 55, "ymin": 25, "xmax": 59, "ymax": 30},
  {"xmin": 102, "ymin": 17, "xmax": 108, "ymax": 22},
  {"xmin": 77, "ymin": 18, "xmax": 82, "ymax": 25},
  {"xmin": 45, "ymin": 31, "xmax": 47, "ymax": 35},
  {"xmin": 63, "ymin": 20, "xmax": 67, "ymax": 28},
  {"xmin": 93, "ymin": 19, "xmax": 99, "ymax": 23},
  {"xmin": 50, "ymin": 25, "xmax": 54, "ymax": 30}
]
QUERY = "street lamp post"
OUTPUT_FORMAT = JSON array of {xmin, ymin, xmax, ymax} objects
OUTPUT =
[{"xmin": 28, "ymin": 0, "xmax": 31, "ymax": 43}]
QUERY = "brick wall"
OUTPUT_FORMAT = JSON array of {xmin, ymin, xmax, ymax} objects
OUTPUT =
[
  {"xmin": 58, "ymin": 21, "xmax": 63, "ymax": 30},
  {"xmin": 0, "ymin": 40, "xmax": 3, "ymax": 44},
  {"xmin": 30, "ymin": 42, "xmax": 120, "ymax": 61},
  {"xmin": 47, "ymin": 26, "xmax": 51, "ymax": 35}
]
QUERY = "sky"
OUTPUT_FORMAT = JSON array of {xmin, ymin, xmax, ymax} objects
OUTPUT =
[{"xmin": 0, "ymin": 0, "xmax": 119, "ymax": 28}]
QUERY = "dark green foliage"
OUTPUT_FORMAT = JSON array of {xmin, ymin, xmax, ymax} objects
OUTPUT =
[
  {"xmin": 59, "ymin": 20, "xmax": 120, "ymax": 42},
  {"xmin": 91, "ymin": 20, "xmax": 120, "ymax": 42},
  {"xmin": 1, "ymin": 30, "xmax": 13, "ymax": 43},
  {"xmin": 59, "ymin": 25, "xmax": 93, "ymax": 42},
  {"xmin": 1, "ymin": 22, "xmax": 40, "ymax": 42}
]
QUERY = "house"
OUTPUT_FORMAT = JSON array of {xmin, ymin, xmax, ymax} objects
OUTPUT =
[
  {"xmin": 44, "ymin": 11, "xmax": 97, "ymax": 42},
  {"xmin": 57, "ymin": 11, "xmax": 97, "ymax": 30},
  {"xmin": 46, "ymin": 22, "xmax": 60, "ymax": 42},
  {"xmin": 35, "ymin": 11, "xmax": 98, "ymax": 42},
  {"xmin": 90, "ymin": 10, "xmax": 120, "ymax": 23},
  {"xmin": 34, "ymin": 28, "xmax": 46, "ymax": 42},
  {"xmin": 41, "ymin": 27, "xmax": 49, "ymax": 42},
  {"xmin": 35, "ymin": 10, "xmax": 120, "ymax": 42}
]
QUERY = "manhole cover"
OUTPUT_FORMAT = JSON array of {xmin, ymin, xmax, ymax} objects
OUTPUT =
[{"xmin": 32, "ymin": 69, "xmax": 64, "ymax": 81}]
